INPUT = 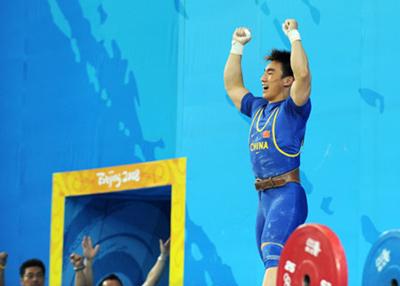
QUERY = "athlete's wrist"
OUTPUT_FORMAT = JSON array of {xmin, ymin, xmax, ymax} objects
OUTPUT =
[
  {"xmin": 287, "ymin": 29, "xmax": 301, "ymax": 44},
  {"xmin": 230, "ymin": 40, "xmax": 244, "ymax": 55}
]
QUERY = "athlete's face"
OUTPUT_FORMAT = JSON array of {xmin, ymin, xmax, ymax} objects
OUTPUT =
[{"xmin": 260, "ymin": 61, "xmax": 291, "ymax": 101}]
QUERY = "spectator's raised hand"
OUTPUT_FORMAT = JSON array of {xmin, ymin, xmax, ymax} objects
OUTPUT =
[
  {"xmin": 159, "ymin": 238, "xmax": 170, "ymax": 258},
  {"xmin": 82, "ymin": 236, "xmax": 100, "ymax": 261}
]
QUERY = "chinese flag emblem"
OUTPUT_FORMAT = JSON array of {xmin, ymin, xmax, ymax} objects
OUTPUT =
[{"xmin": 263, "ymin": 130, "xmax": 270, "ymax": 138}]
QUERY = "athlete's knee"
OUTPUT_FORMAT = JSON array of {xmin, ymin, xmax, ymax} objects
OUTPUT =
[{"xmin": 261, "ymin": 242, "xmax": 283, "ymax": 269}]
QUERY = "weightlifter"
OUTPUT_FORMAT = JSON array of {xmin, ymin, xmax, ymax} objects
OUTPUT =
[{"xmin": 224, "ymin": 19, "xmax": 312, "ymax": 286}]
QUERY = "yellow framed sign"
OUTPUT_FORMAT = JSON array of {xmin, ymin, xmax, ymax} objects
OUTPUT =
[{"xmin": 50, "ymin": 158, "xmax": 186, "ymax": 285}]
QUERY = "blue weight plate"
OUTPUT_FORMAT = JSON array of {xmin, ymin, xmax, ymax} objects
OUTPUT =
[{"xmin": 363, "ymin": 229, "xmax": 400, "ymax": 286}]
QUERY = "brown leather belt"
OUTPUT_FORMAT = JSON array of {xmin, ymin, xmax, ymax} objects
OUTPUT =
[{"xmin": 255, "ymin": 168, "xmax": 300, "ymax": 191}]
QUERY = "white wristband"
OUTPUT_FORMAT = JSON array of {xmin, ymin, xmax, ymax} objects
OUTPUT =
[
  {"xmin": 230, "ymin": 40, "xmax": 244, "ymax": 55},
  {"xmin": 287, "ymin": 29, "xmax": 301, "ymax": 44}
]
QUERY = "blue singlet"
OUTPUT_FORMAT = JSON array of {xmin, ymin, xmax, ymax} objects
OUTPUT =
[{"xmin": 240, "ymin": 92, "xmax": 311, "ymax": 269}]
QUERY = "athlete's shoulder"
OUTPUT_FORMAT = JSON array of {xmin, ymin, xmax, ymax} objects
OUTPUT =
[
  {"xmin": 283, "ymin": 96, "xmax": 311, "ymax": 117},
  {"xmin": 241, "ymin": 92, "xmax": 268, "ymax": 117}
]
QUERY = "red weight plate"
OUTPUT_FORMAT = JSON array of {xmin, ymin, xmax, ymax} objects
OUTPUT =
[{"xmin": 277, "ymin": 224, "xmax": 348, "ymax": 286}]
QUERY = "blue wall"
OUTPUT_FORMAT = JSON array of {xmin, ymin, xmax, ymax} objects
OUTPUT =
[
  {"xmin": 63, "ymin": 188, "xmax": 171, "ymax": 286},
  {"xmin": 1, "ymin": 0, "xmax": 400, "ymax": 285},
  {"xmin": 0, "ymin": 0, "xmax": 177, "ymax": 283}
]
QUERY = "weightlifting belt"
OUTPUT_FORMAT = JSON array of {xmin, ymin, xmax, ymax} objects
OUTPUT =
[{"xmin": 255, "ymin": 168, "xmax": 300, "ymax": 191}]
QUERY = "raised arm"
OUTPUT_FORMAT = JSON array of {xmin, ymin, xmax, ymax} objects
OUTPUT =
[
  {"xmin": 142, "ymin": 239, "xmax": 170, "ymax": 286},
  {"xmin": 0, "ymin": 252, "xmax": 7, "ymax": 286},
  {"xmin": 224, "ymin": 27, "xmax": 252, "ymax": 110},
  {"xmin": 70, "ymin": 253, "xmax": 87, "ymax": 286},
  {"xmin": 283, "ymin": 19, "xmax": 311, "ymax": 106},
  {"xmin": 82, "ymin": 236, "xmax": 100, "ymax": 286}
]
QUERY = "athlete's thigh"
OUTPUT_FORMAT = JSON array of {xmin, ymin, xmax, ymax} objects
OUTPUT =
[{"xmin": 260, "ymin": 183, "xmax": 307, "ymax": 244}]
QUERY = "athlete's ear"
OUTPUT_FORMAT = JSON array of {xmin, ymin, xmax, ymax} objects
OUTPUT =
[{"xmin": 283, "ymin": 76, "xmax": 294, "ymax": 87}]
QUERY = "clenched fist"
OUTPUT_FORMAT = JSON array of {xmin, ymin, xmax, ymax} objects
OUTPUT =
[
  {"xmin": 232, "ymin": 27, "xmax": 252, "ymax": 45},
  {"xmin": 282, "ymin": 19, "xmax": 298, "ymax": 35},
  {"xmin": 282, "ymin": 19, "xmax": 301, "ymax": 44},
  {"xmin": 70, "ymin": 253, "xmax": 84, "ymax": 269}
]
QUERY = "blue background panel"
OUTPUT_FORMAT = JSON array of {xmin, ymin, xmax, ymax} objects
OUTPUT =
[{"xmin": 63, "ymin": 187, "xmax": 171, "ymax": 286}]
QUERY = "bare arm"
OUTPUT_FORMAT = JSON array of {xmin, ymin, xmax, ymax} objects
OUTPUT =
[
  {"xmin": 82, "ymin": 236, "xmax": 99, "ymax": 286},
  {"xmin": 0, "ymin": 252, "xmax": 7, "ymax": 286},
  {"xmin": 83, "ymin": 259, "xmax": 94, "ymax": 286},
  {"xmin": 283, "ymin": 19, "xmax": 311, "ymax": 106},
  {"xmin": 223, "ymin": 28, "xmax": 251, "ymax": 110},
  {"xmin": 142, "ymin": 239, "xmax": 170, "ymax": 286},
  {"xmin": 70, "ymin": 253, "xmax": 87, "ymax": 286},
  {"xmin": 0, "ymin": 267, "xmax": 3, "ymax": 286}
]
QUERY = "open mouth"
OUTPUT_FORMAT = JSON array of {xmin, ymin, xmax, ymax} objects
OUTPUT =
[{"xmin": 263, "ymin": 85, "xmax": 269, "ymax": 90}]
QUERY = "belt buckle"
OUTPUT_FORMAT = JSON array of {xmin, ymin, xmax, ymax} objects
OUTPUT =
[
  {"xmin": 255, "ymin": 177, "xmax": 275, "ymax": 190},
  {"xmin": 267, "ymin": 177, "xmax": 275, "ymax": 188}
]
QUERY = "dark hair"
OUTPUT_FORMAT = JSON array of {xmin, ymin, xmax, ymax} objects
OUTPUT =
[
  {"xmin": 19, "ymin": 259, "xmax": 46, "ymax": 277},
  {"xmin": 265, "ymin": 49, "xmax": 293, "ymax": 78},
  {"xmin": 99, "ymin": 274, "xmax": 123, "ymax": 286}
]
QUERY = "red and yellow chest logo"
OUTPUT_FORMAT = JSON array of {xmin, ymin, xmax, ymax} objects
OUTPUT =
[{"xmin": 262, "ymin": 130, "xmax": 270, "ymax": 138}]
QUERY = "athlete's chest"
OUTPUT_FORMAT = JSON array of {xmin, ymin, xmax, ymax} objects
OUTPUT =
[
  {"xmin": 248, "ymin": 105, "xmax": 280, "ymax": 152},
  {"xmin": 250, "ymin": 105, "xmax": 280, "ymax": 136}
]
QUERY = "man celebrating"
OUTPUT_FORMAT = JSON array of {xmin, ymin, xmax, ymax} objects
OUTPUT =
[{"xmin": 224, "ymin": 19, "xmax": 311, "ymax": 286}]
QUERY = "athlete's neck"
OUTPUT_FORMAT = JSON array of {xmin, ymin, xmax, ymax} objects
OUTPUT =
[{"xmin": 268, "ymin": 89, "xmax": 290, "ymax": 103}]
